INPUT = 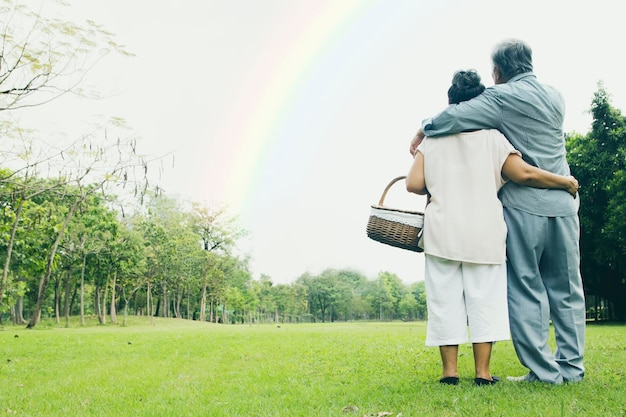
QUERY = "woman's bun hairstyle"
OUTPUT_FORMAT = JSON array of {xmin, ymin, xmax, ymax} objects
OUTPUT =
[{"xmin": 447, "ymin": 69, "xmax": 485, "ymax": 104}]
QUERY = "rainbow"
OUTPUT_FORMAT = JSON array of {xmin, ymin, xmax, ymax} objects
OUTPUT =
[{"xmin": 214, "ymin": 1, "xmax": 377, "ymax": 215}]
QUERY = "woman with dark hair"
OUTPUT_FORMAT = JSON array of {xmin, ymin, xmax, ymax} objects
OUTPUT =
[{"xmin": 406, "ymin": 69, "xmax": 578, "ymax": 386}]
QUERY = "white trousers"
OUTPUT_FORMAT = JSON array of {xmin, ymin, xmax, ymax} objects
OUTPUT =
[{"xmin": 424, "ymin": 254, "xmax": 510, "ymax": 346}]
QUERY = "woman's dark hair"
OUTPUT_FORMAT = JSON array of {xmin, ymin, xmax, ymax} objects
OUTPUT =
[
  {"xmin": 491, "ymin": 39, "xmax": 533, "ymax": 80},
  {"xmin": 447, "ymin": 69, "xmax": 485, "ymax": 104}
]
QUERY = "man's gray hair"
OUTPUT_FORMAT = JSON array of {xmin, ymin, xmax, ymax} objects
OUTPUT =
[{"xmin": 491, "ymin": 39, "xmax": 533, "ymax": 80}]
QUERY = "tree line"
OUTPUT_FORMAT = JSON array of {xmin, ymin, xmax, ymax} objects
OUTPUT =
[{"xmin": 0, "ymin": 181, "xmax": 428, "ymax": 326}]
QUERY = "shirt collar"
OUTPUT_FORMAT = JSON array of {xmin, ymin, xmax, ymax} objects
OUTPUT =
[{"xmin": 507, "ymin": 72, "xmax": 535, "ymax": 83}]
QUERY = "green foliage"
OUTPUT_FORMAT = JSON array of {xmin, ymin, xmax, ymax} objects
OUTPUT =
[
  {"xmin": 295, "ymin": 269, "xmax": 424, "ymax": 323},
  {"xmin": 566, "ymin": 83, "xmax": 626, "ymax": 320},
  {"xmin": 1, "ymin": 1, "xmax": 178, "ymax": 325}
]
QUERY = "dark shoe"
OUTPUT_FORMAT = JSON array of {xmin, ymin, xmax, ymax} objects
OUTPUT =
[
  {"xmin": 439, "ymin": 376, "xmax": 459, "ymax": 385},
  {"xmin": 474, "ymin": 376, "xmax": 501, "ymax": 386}
]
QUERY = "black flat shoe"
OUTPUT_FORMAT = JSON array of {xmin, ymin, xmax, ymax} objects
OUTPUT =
[
  {"xmin": 474, "ymin": 376, "xmax": 501, "ymax": 386},
  {"xmin": 439, "ymin": 376, "xmax": 459, "ymax": 385}
]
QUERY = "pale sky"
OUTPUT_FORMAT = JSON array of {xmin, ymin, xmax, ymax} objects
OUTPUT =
[{"xmin": 15, "ymin": 0, "xmax": 626, "ymax": 284}]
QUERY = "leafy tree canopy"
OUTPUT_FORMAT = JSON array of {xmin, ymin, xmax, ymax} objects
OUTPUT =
[{"xmin": 566, "ymin": 83, "xmax": 626, "ymax": 320}]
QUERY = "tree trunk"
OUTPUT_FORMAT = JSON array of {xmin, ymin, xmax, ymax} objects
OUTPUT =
[
  {"xmin": 154, "ymin": 298, "xmax": 160, "ymax": 317},
  {"xmin": 69, "ymin": 283, "xmax": 78, "ymax": 320},
  {"xmin": 121, "ymin": 284, "xmax": 141, "ymax": 326},
  {"xmin": 80, "ymin": 252, "xmax": 87, "ymax": 326},
  {"xmin": 123, "ymin": 298, "xmax": 129, "ymax": 326},
  {"xmin": 100, "ymin": 270, "xmax": 110, "ymax": 325},
  {"xmin": 94, "ymin": 286, "xmax": 102, "ymax": 323},
  {"xmin": 175, "ymin": 286, "xmax": 183, "ymax": 319},
  {"xmin": 160, "ymin": 281, "xmax": 168, "ymax": 318},
  {"xmin": 13, "ymin": 296, "xmax": 24, "ymax": 325},
  {"xmin": 64, "ymin": 268, "xmax": 72, "ymax": 327},
  {"xmin": 110, "ymin": 270, "xmax": 117, "ymax": 325},
  {"xmin": 54, "ymin": 274, "xmax": 62, "ymax": 324},
  {"xmin": 27, "ymin": 199, "xmax": 79, "ymax": 329},
  {"xmin": 96, "ymin": 269, "xmax": 110, "ymax": 325},
  {"xmin": 10, "ymin": 303, "xmax": 16, "ymax": 325},
  {"xmin": 199, "ymin": 284, "xmax": 207, "ymax": 322},
  {"xmin": 186, "ymin": 287, "xmax": 190, "ymax": 320},
  {"xmin": 0, "ymin": 198, "xmax": 25, "ymax": 318},
  {"xmin": 172, "ymin": 285, "xmax": 179, "ymax": 318},
  {"xmin": 147, "ymin": 281, "xmax": 152, "ymax": 322}
]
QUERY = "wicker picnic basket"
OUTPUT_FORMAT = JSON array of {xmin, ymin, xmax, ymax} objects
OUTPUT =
[{"xmin": 366, "ymin": 176, "xmax": 424, "ymax": 252}]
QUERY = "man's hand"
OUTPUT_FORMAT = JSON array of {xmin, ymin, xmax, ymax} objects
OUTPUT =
[{"xmin": 410, "ymin": 128, "xmax": 425, "ymax": 156}]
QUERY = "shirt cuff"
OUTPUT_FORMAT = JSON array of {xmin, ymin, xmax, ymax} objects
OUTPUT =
[{"xmin": 421, "ymin": 117, "xmax": 433, "ymax": 132}]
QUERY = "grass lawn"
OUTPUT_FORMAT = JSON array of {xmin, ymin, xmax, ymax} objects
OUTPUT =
[{"xmin": 0, "ymin": 318, "xmax": 624, "ymax": 416}]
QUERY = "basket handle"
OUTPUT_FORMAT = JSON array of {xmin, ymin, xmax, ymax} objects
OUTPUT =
[{"xmin": 378, "ymin": 176, "xmax": 407, "ymax": 206}]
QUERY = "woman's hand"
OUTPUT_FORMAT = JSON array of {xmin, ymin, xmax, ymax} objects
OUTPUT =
[
  {"xmin": 410, "ymin": 128, "xmax": 425, "ymax": 156},
  {"xmin": 565, "ymin": 175, "xmax": 579, "ymax": 197}
]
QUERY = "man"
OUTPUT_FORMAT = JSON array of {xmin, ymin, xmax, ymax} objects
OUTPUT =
[{"xmin": 410, "ymin": 39, "xmax": 585, "ymax": 384}]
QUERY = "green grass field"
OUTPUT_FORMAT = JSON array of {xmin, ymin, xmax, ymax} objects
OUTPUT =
[{"xmin": 1, "ymin": 318, "xmax": 624, "ymax": 416}]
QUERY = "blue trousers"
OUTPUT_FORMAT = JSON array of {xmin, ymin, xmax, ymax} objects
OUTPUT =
[{"xmin": 504, "ymin": 207, "xmax": 586, "ymax": 384}]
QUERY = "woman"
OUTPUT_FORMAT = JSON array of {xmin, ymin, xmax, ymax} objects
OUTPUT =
[{"xmin": 406, "ymin": 69, "xmax": 578, "ymax": 386}]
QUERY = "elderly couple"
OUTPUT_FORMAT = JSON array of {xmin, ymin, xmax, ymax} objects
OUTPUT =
[{"xmin": 406, "ymin": 39, "xmax": 585, "ymax": 386}]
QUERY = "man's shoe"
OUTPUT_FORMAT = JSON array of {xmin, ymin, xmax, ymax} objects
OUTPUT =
[
  {"xmin": 474, "ymin": 376, "xmax": 501, "ymax": 386},
  {"xmin": 439, "ymin": 376, "xmax": 459, "ymax": 385},
  {"xmin": 506, "ymin": 374, "xmax": 532, "ymax": 382}
]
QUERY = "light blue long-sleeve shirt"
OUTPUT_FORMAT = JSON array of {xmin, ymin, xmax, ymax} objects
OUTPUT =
[{"xmin": 421, "ymin": 72, "xmax": 579, "ymax": 217}]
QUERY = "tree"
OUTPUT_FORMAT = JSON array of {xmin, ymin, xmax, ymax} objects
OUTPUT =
[
  {"xmin": 368, "ymin": 271, "xmax": 405, "ymax": 321},
  {"xmin": 190, "ymin": 203, "xmax": 245, "ymax": 321},
  {"xmin": 298, "ymin": 271, "xmax": 337, "ymax": 322},
  {"xmin": 333, "ymin": 269, "xmax": 368, "ymax": 321},
  {"xmin": 111, "ymin": 222, "xmax": 146, "ymax": 325},
  {"xmin": 0, "ymin": 166, "xmax": 72, "ymax": 319},
  {"xmin": 1, "ymin": 0, "xmax": 131, "ymax": 112},
  {"xmin": 26, "ymin": 183, "xmax": 82, "ymax": 328},
  {"xmin": 63, "ymin": 194, "xmax": 119, "ymax": 325},
  {"xmin": 566, "ymin": 83, "xmax": 626, "ymax": 320},
  {"xmin": 0, "ymin": 171, "xmax": 50, "ymax": 323},
  {"xmin": 398, "ymin": 293, "xmax": 419, "ymax": 320},
  {"xmin": 1, "ymin": 2, "xmax": 161, "ymax": 328},
  {"xmin": 252, "ymin": 274, "xmax": 276, "ymax": 323},
  {"xmin": 220, "ymin": 256, "xmax": 252, "ymax": 323},
  {"xmin": 24, "ymin": 126, "xmax": 156, "ymax": 329},
  {"xmin": 191, "ymin": 203, "xmax": 244, "ymax": 253},
  {"xmin": 409, "ymin": 281, "xmax": 427, "ymax": 320}
]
